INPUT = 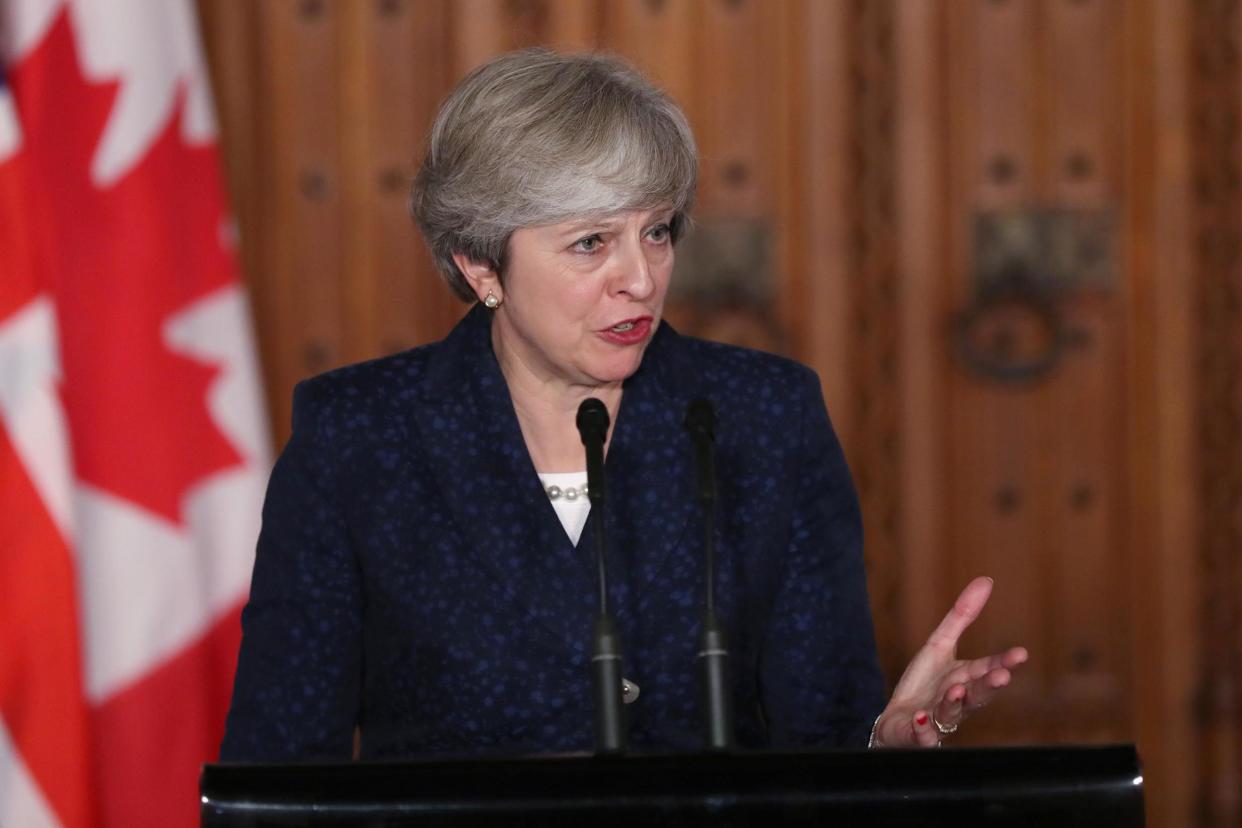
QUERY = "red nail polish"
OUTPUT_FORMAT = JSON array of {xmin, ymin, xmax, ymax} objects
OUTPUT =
[{"xmin": 916, "ymin": 713, "xmax": 928, "ymax": 726}]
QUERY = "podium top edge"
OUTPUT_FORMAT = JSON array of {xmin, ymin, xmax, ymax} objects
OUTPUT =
[{"xmin": 202, "ymin": 744, "xmax": 1143, "ymax": 799}]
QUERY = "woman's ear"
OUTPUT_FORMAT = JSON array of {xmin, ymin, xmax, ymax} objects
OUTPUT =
[{"xmin": 451, "ymin": 252, "xmax": 502, "ymax": 305}]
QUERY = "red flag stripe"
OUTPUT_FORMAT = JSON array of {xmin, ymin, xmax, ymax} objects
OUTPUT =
[
  {"xmin": 0, "ymin": 109, "xmax": 43, "ymax": 320},
  {"xmin": 2, "ymin": 25, "xmax": 91, "ymax": 824},
  {"xmin": 0, "ymin": 424, "xmax": 93, "ymax": 827}
]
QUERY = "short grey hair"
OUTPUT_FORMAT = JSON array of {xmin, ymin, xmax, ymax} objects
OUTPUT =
[{"xmin": 410, "ymin": 49, "xmax": 698, "ymax": 301}]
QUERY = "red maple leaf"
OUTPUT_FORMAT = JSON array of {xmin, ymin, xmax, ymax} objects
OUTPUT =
[
  {"xmin": 0, "ymin": 97, "xmax": 43, "ymax": 318},
  {"xmin": 0, "ymin": 175, "xmax": 40, "ymax": 319},
  {"xmin": 9, "ymin": 11, "xmax": 244, "ymax": 525}
]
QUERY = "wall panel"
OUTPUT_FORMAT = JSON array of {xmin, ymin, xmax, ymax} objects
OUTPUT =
[
  {"xmin": 1189, "ymin": 0, "xmax": 1242, "ymax": 823},
  {"xmin": 599, "ymin": 0, "xmax": 696, "ymax": 107},
  {"xmin": 263, "ymin": 0, "xmax": 348, "ymax": 432},
  {"xmin": 1123, "ymin": 5, "xmax": 1198, "ymax": 824}
]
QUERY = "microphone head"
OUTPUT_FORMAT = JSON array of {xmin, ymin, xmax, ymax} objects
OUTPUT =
[
  {"xmin": 684, "ymin": 398, "xmax": 716, "ymax": 440},
  {"xmin": 576, "ymin": 397, "xmax": 610, "ymax": 443}
]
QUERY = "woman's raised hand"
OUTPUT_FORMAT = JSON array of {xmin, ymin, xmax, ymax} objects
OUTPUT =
[{"xmin": 871, "ymin": 576, "xmax": 1028, "ymax": 748}]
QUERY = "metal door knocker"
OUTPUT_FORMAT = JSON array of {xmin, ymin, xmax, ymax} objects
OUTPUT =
[{"xmin": 953, "ymin": 210, "xmax": 1114, "ymax": 385}]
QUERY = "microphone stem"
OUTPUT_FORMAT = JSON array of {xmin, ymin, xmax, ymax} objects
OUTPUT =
[
  {"xmin": 593, "ymin": 507, "xmax": 608, "ymax": 613},
  {"xmin": 579, "ymin": 415, "xmax": 623, "ymax": 753},
  {"xmin": 703, "ymin": 494, "xmax": 716, "ymax": 613},
  {"xmin": 591, "ymin": 512, "xmax": 624, "ymax": 752},
  {"xmin": 692, "ymin": 428, "xmax": 732, "ymax": 750}
]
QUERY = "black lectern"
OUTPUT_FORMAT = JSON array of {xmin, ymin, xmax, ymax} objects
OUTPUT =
[{"xmin": 201, "ymin": 745, "xmax": 1143, "ymax": 827}]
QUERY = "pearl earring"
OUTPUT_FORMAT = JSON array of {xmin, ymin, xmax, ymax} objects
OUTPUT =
[{"xmin": 483, "ymin": 291, "xmax": 501, "ymax": 309}]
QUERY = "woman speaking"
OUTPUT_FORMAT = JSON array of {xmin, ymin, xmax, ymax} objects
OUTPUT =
[{"xmin": 220, "ymin": 49, "xmax": 1026, "ymax": 761}]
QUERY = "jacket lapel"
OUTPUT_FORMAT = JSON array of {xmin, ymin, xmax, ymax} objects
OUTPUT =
[
  {"xmin": 601, "ymin": 323, "xmax": 698, "ymax": 624},
  {"xmin": 409, "ymin": 306, "xmax": 598, "ymax": 656}
]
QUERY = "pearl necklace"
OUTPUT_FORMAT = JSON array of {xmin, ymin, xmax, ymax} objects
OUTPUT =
[{"xmin": 545, "ymin": 482, "xmax": 588, "ymax": 502}]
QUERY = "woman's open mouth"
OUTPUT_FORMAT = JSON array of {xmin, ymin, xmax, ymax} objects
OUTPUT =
[{"xmin": 599, "ymin": 316, "xmax": 652, "ymax": 345}]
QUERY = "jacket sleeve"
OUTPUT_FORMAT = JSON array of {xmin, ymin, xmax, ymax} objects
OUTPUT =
[
  {"xmin": 219, "ymin": 379, "xmax": 363, "ymax": 761},
  {"xmin": 758, "ymin": 369, "xmax": 887, "ymax": 748}
]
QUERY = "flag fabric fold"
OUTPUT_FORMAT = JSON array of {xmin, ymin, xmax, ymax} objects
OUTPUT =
[{"xmin": 0, "ymin": 2, "xmax": 270, "ymax": 825}]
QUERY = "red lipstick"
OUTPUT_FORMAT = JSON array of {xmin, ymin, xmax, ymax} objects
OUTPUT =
[{"xmin": 598, "ymin": 316, "xmax": 653, "ymax": 346}]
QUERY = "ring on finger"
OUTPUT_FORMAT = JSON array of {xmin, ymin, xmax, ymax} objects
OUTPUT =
[{"xmin": 931, "ymin": 711, "xmax": 959, "ymax": 737}]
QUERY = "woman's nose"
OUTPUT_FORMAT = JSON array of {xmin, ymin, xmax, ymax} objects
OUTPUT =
[{"xmin": 610, "ymin": 237, "xmax": 656, "ymax": 299}]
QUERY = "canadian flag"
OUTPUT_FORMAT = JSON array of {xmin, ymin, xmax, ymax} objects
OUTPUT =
[{"xmin": 0, "ymin": 1, "xmax": 270, "ymax": 826}]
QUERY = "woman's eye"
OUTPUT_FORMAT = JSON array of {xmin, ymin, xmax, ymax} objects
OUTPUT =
[
  {"xmin": 572, "ymin": 235, "xmax": 603, "ymax": 254},
  {"xmin": 647, "ymin": 223, "xmax": 671, "ymax": 243}
]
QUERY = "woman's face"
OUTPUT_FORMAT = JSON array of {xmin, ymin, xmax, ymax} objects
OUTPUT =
[{"xmin": 485, "ymin": 207, "xmax": 676, "ymax": 391}]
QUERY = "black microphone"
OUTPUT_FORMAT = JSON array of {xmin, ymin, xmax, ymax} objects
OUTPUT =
[
  {"xmin": 684, "ymin": 398, "xmax": 735, "ymax": 750},
  {"xmin": 577, "ymin": 399, "xmax": 609, "ymax": 504},
  {"xmin": 576, "ymin": 398, "xmax": 625, "ymax": 754}
]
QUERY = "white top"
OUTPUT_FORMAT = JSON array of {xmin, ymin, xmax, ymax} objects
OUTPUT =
[{"xmin": 537, "ymin": 471, "xmax": 591, "ymax": 546}]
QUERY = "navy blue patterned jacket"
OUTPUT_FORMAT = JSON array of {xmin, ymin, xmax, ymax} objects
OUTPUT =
[{"xmin": 220, "ymin": 304, "xmax": 886, "ymax": 761}]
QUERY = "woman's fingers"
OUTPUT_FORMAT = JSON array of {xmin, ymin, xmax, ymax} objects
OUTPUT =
[
  {"xmin": 963, "ymin": 646, "xmax": 1029, "ymax": 681},
  {"xmin": 962, "ymin": 667, "xmax": 1012, "ymax": 713},
  {"xmin": 934, "ymin": 666, "xmax": 1016, "ymax": 739},
  {"xmin": 1003, "ymin": 646, "xmax": 1029, "ymax": 669},
  {"xmin": 933, "ymin": 684, "xmax": 966, "ymax": 734},
  {"xmin": 926, "ymin": 576, "xmax": 994, "ymax": 652},
  {"xmin": 968, "ymin": 665, "xmax": 1008, "ymax": 705},
  {"xmin": 965, "ymin": 655, "xmax": 1002, "ymax": 680},
  {"xmin": 912, "ymin": 711, "xmax": 941, "ymax": 748}
]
